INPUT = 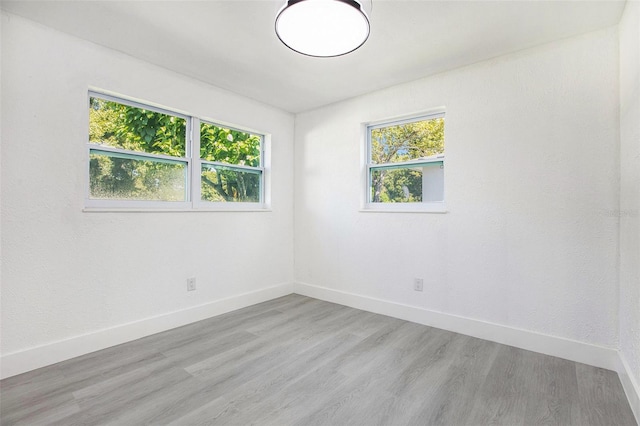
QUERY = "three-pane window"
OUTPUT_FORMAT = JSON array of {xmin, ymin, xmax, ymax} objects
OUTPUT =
[{"xmin": 87, "ymin": 93, "xmax": 265, "ymax": 209}]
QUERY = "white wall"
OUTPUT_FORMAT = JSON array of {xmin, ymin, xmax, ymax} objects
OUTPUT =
[
  {"xmin": 0, "ymin": 13, "xmax": 294, "ymax": 376},
  {"xmin": 619, "ymin": 0, "xmax": 640, "ymax": 417},
  {"xmin": 295, "ymin": 28, "xmax": 620, "ymax": 350}
]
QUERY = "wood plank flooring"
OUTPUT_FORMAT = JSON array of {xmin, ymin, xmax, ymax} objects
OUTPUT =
[{"xmin": 1, "ymin": 295, "xmax": 636, "ymax": 425}]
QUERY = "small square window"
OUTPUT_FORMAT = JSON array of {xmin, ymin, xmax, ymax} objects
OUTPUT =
[{"xmin": 365, "ymin": 113, "xmax": 445, "ymax": 211}]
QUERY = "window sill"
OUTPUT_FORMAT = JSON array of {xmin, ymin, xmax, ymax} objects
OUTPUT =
[
  {"xmin": 83, "ymin": 207, "xmax": 272, "ymax": 213},
  {"xmin": 360, "ymin": 202, "xmax": 447, "ymax": 214}
]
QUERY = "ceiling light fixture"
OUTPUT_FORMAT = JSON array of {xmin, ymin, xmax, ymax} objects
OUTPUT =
[{"xmin": 275, "ymin": 0, "xmax": 370, "ymax": 57}]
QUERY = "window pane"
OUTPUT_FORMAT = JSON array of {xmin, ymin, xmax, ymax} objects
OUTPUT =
[
  {"xmin": 89, "ymin": 97, "xmax": 186, "ymax": 157},
  {"xmin": 200, "ymin": 122, "xmax": 261, "ymax": 167},
  {"xmin": 370, "ymin": 117, "xmax": 444, "ymax": 164},
  {"xmin": 201, "ymin": 164, "xmax": 261, "ymax": 203},
  {"xmin": 89, "ymin": 150, "xmax": 187, "ymax": 201},
  {"xmin": 370, "ymin": 162, "xmax": 444, "ymax": 203}
]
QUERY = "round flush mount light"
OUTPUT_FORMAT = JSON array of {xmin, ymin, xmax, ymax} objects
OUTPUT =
[{"xmin": 275, "ymin": 0, "xmax": 370, "ymax": 57}]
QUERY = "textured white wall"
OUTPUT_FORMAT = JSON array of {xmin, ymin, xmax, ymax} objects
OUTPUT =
[
  {"xmin": 619, "ymin": 0, "xmax": 640, "ymax": 396},
  {"xmin": 0, "ymin": 14, "xmax": 294, "ymax": 356},
  {"xmin": 295, "ymin": 28, "xmax": 620, "ymax": 348}
]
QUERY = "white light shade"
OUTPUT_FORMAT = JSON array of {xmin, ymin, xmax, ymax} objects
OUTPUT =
[{"xmin": 275, "ymin": 0, "xmax": 370, "ymax": 57}]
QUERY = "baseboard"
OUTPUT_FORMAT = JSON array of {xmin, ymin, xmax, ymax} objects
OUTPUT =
[
  {"xmin": 0, "ymin": 282, "xmax": 294, "ymax": 379},
  {"xmin": 294, "ymin": 282, "xmax": 619, "ymax": 371},
  {"xmin": 618, "ymin": 352, "xmax": 640, "ymax": 424}
]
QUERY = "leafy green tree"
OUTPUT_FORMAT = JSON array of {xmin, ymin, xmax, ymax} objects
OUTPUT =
[
  {"xmin": 89, "ymin": 98, "xmax": 186, "ymax": 156},
  {"xmin": 89, "ymin": 98, "xmax": 261, "ymax": 202},
  {"xmin": 370, "ymin": 118, "xmax": 444, "ymax": 202},
  {"xmin": 200, "ymin": 122, "xmax": 261, "ymax": 202},
  {"xmin": 89, "ymin": 98, "xmax": 187, "ymax": 201}
]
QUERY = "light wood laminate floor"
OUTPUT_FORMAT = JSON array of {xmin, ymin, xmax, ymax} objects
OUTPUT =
[{"xmin": 1, "ymin": 295, "xmax": 636, "ymax": 425}]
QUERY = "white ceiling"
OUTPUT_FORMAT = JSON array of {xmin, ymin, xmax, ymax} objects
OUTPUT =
[{"xmin": 1, "ymin": 0, "xmax": 626, "ymax": 113}]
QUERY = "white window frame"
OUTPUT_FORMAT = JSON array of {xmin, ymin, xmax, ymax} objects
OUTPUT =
[
  {"xmin": 362, "ymin": 111, "xmax": 447, "ymax": 213},
  {"xmin": 85, "ymin": 91, "xmax": 269, "ymax": 212},
  {"xmin": 196, "ymin": 119, "xmax": 266, "ymax": 210}
]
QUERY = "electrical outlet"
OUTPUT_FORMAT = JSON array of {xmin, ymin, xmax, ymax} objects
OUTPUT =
[
  {"xmin": 187, "ymin": 277, "xmax": 196, "ymax": 291},
  {"xmin": 413, "ymin": 278, "xmax": 424, "ymax": 292}
]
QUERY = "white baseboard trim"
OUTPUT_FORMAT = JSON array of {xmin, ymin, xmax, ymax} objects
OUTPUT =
[
  {"xmin": 0, "ymin": 282, "xmax": 294, "ymax": 379},
  {"xmin": 294, "ymin": 282, "xmax": 619, "ymax": 371},
  {"xmin": 618, "ymin": 352, "xmax": 640, "ymax": 424}
]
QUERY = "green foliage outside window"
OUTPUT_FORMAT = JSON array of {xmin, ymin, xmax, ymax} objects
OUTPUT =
[
  {"xmin": 89, "ymin": 152, "xmax": 186, "ymax": 201},
  {"xmin": 89, "ymin": 98, "xmax": 186, "ymax": 156},
  {"xmin": 89, "ymin": 98, "xmax": 187, "ymax": 201},
  {"xmin": 200, "ymin": 122, "xmax": 261, "ymax": 202},
  {"xmin": 370, "ymin": 117, "xmax": 444, "ymax": 203},
  {"xmin": 89, "ymin": 97, "xmax": 262, "ymax": 203}
]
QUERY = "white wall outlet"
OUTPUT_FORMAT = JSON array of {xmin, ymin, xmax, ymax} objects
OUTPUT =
[
  {"xmin": 187, "ymin": 277, "xmax": 196, "ymax": 291},
  {"xmin": 413, "ymin": 278, "xmax": 424, "ymax": 292}
]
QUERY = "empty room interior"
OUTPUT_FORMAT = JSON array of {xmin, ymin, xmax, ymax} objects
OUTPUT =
[{"xmin": 1, "ymin": 0, "xmax": 639, "ymax": 424}]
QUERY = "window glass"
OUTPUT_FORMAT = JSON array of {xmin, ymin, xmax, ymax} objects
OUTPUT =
[
  {"xmin": 86, "ymin": 93, "xmax": 267, "ymax": 208},
  {"xmin": 89, "ymin": 150, "xmax": 187, "ymax": 201},
  {"xmin": 199, "ymin": 121, "xmax": 263, "ymax": 203},
  {"xmin": 200, "ymin": 122, "xmax": 261, "ymax": 167},
  {"xmin": 89, "ymin": 97, "xmax": 186, "ymax": 157},
  {"xmin": 201, "ymin": 164, "xmax": 261, "ymax": 203},
  {"xmin": 370, "ymin": 117, "xmax": 444, "ymax": 164},
  {"xmin": 368, "ymin": 115, "xmax": 445, "ymax": 204}
]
